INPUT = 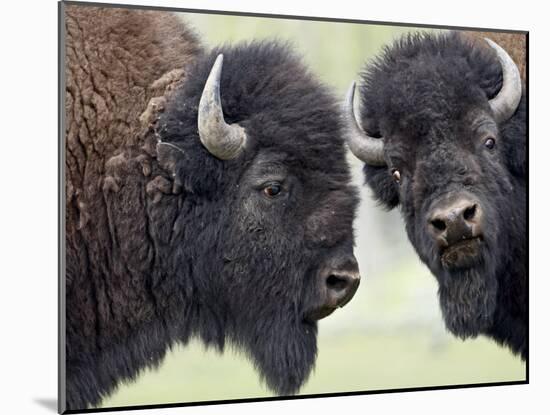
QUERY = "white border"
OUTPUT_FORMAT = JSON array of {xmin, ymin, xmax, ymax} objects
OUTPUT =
[{"xmin": 1, "ymin": 0, "xmax": 546, "ymax": 414}]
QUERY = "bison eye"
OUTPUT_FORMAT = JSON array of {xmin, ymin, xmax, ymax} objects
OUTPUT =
[
  {"xmin": 391, "ymin": 169, "xmax": 401, "ymax": 184},
  {"xmin": 263, "ymin": 182, "xmax": 282, "ymax": 198},
  {"xmin": 484, "ymin": 137, "xmax": 496, "ymax": 150}
]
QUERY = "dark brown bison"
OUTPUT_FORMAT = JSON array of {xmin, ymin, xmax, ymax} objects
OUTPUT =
[
  {"xmin": 63, "ymin": 4, "xmax": 360, "ymax": 411},
  {"xmin": 344, "ymin": 32, "xmax": 526, "ymax": 358}
]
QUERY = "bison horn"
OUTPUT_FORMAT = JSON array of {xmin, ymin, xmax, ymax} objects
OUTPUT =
[
  {"xmin": 485, "ymin": 38, "xmax": 522, "ymax": 124},
  {"xmin": 198, "ymin": 54, "xmax": 247, "ymax": 160},
  {"xmin": 343, "ymin": 81, "xmax": 386, "ymax": 166}
]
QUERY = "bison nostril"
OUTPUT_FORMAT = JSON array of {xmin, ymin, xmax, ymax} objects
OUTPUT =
[
  {"xmin": 326, "ymin": 274, "xmax": 349, "ymax": 291},
  {"xmin": 463, "ymin": 204, "xmax": 477, "ymax": 221},
  {"xmin": 324, "ymin": 270, "xmax": 360, "ymax": 309},
  {"xmin": 431, "ymin": 218, "xmax": 446, "ymax": 232}
]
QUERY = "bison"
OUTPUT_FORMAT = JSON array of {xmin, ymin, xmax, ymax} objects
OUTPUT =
[
  {"xmin": 344, "ymin": 32, "xmax": 526, "ymax": 358},
  {"xmin": 64, "ymin": 5, "xmax": 360, "ymax": 410}
]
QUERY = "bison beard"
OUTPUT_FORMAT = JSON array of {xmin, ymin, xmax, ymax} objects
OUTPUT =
[
  {"xmin": 230, "ymin": 313, "xmax": 318, "ymax": 394},
  {"xmin": 438, "ymin": 263, "xmax": 498, "ymax": 338}
]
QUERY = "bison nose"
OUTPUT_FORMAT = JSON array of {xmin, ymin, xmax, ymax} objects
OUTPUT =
[
  {"xmin": 306, "ymin": 256, "xmax": 361, "ymax": 321},
  {"xmin": 324, "ymin": 259, "xmax": 361, "ymax": 309},
  {"xmin": 428, "ymin": 195, "xmax": 482, "ymax": 247}
]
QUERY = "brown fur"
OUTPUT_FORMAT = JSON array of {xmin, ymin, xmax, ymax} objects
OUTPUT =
[{"xmin": 64, "ymin": 5, "xmax": 201, "ymax": 351}]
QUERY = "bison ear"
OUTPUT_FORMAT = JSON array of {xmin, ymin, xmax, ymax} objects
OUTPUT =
[{"xmin": 363, "ymin": 164, "xmax": 400, "ymax": 209}]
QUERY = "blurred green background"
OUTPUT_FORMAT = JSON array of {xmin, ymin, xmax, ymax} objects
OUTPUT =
[{"xmin": 99, "ymin": 11, "xmax": 525, "ymax": 409}]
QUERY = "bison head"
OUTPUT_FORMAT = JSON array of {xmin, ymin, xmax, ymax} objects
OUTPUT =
[
  {"xmin": 154, "ymin": 42, "xmax": 360, "ymax": 395},
  {"xmin": 344, "ymin": 33, "xmax": 525, "ymax": 339}
]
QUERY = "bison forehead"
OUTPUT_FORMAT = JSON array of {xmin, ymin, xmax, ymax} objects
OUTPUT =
[
  {"xmin": 360, "ymin": 32, "xmax": 502, "ymax": 136},
  {"xmin": 375, "ymin": 65, "xmax": 483, "ymax": 135}
]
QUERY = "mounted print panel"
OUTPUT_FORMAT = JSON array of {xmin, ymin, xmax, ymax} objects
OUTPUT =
[{"xmin": 59, "ymin": 1, "xmax": 527, "ymax": 413}]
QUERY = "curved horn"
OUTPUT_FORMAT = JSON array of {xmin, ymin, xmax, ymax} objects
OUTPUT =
[
  {"xmin": 198, "ymin": 54, "xmax": 247, "ymax": 160},
  {"xmin": 343, "ymin": 81, "xmax": 386, "ymax": 166},
  {"xmin": 485, "ymin": 38, "xmax": 522, "ymax": 124}
]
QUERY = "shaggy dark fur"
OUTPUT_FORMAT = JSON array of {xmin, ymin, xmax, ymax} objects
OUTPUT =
[
  {"xmin": 357, "ymin": 32, "xmax": 526, "ymax": 357},
  {"xmin": 65, "ymin": 6, "xmax": 358, "ymax": 411}
]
